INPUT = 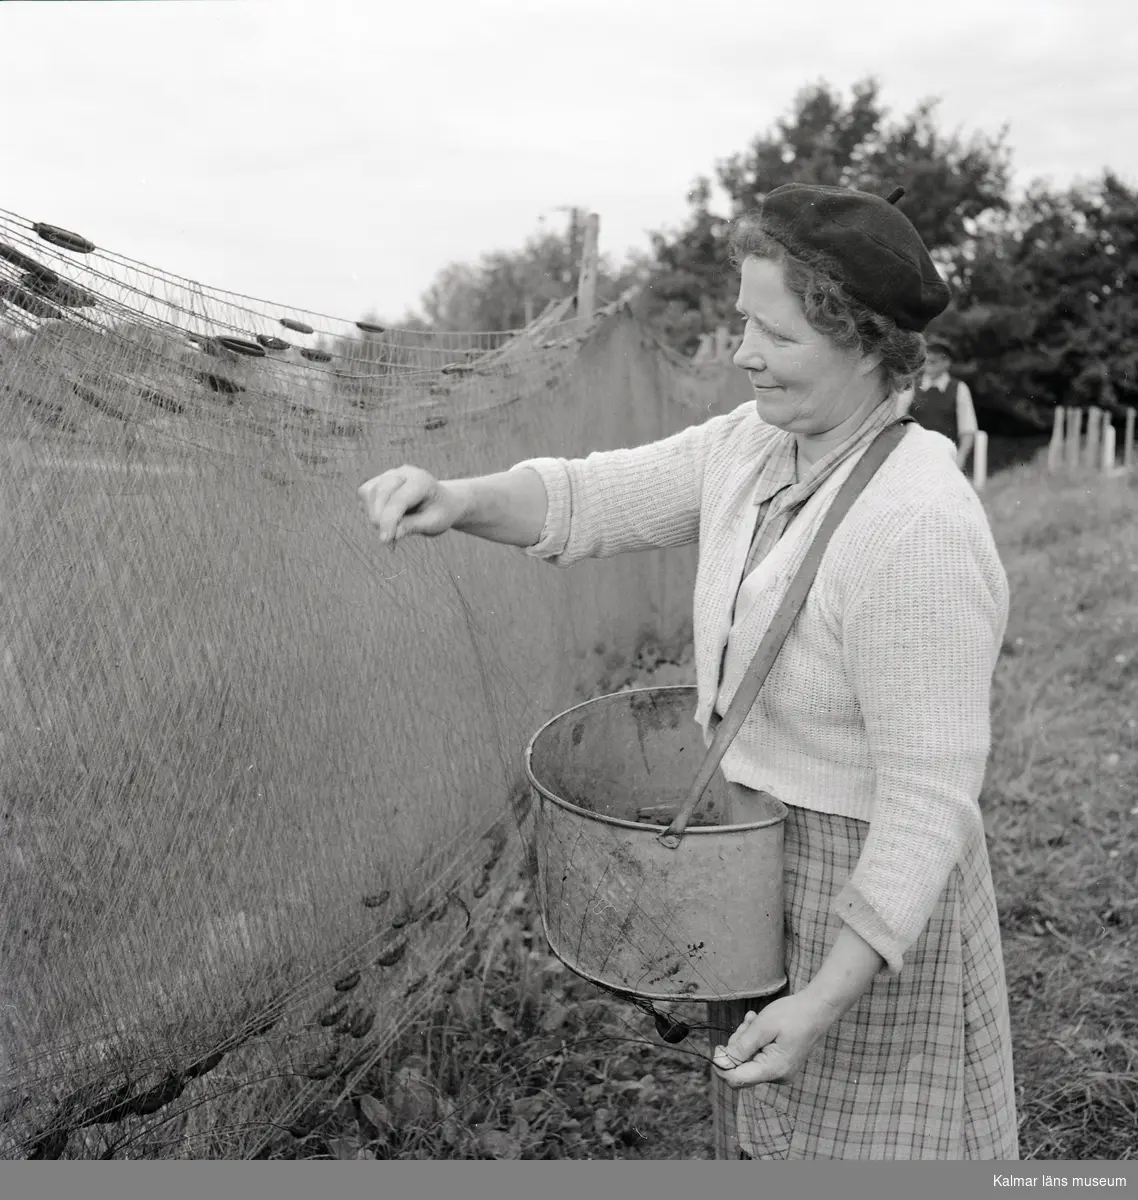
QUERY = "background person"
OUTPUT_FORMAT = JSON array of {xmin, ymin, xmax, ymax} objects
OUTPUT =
[{"xmin": 898, "ymin": 336, "xmax": 979, "ymax": 471}]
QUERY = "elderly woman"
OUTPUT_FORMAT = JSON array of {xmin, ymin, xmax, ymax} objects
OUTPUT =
[{"xmin": 358, "ymin": 183, "xmax": 1018, "ymax": 1161}]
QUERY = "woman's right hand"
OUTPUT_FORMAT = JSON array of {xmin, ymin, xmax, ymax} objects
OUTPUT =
[{"xmin": 357, "ymin": 466, "xmax": 466, "ymax": 543}]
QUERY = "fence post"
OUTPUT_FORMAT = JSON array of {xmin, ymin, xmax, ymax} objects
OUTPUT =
[
  {"xmin": 1047, "ymin": 407, "xmax": 1065, "ymax": 472},
  {"xmin": 972, "ymin": 430, "xmax": 988, "ymax": 491},
  {"xmin": 1124, "ymin": 408, "xmax": 1136, "ymax": 470},
  {"xmin": 576, "ymin": 213, "xmax": 600, "ymax": 321},
  {"xmin": 1085, "ymin": 407, "xmax": 1103, "ymax": 469},
  {"xmin": 1064, "ymin": 408, "xmax": 1083, "ymax": 470},
  {"xmin": 1101, "ymin": 419, "xmax": 1117, "ymax": 475}
]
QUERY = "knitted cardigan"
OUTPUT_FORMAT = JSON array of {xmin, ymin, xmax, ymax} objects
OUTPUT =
[{"xmin": 513, "ymin": 401, "xmax": 1009, "ymax": 975}]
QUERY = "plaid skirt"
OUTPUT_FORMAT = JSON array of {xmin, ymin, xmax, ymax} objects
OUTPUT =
[{"xmin": 735, "ymin": 803, "xmax": 1019, "ymax": 1160}]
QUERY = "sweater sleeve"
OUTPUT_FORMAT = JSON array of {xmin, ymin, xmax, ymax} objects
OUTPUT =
[
  {"xmin": 834, "ymin": 491, "xmax": 1009, "ymax": 975},
  {"xmin": 513, "ymin": 403, "xmax": 753, "ymax": 568}
]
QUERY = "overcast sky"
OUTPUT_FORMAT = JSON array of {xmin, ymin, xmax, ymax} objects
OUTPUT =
[{"xmin": 2, "ymin": 0, "xmax": 1134, "ymax": 324}]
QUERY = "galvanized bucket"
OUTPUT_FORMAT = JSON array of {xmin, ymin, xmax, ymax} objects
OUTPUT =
[{"xmin": 524, "ymin": 685, "xmax": 787, "ymax": 1003}]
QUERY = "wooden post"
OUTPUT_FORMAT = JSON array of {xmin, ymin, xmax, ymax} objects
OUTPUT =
[
  {"xmin": 576, "ymin": 212, "xmax": 600, "ymax": 321},
  {"xmin": 706, "ymin": 986, "xmax": 787, "ymax": 1159},
  {"xmin": 973, "ymin": 430, "xmax": 988, "ymax": 491},
  {"xmin": 707, "ymin": 999, "xmax": 750, "ymax": 1159},
  {"xmin": 1064, "ymin": 408, "xmax": 1082, "ymax": 470},
  {"xmin": 692, "ymin": 333, "xmax": 713, "ymax": 365},
  {"xmin": 1101, "ymin": 420, "xmax": 1117, "ymax": 475},
  {"xmin": 1086, "ymin": 407, "xmax": 1103, "ymax": 469},
  {"xmin": 1047, "ymin": 407, "xmax": 1065, "ymax": 472},
  {"xmin": 1124, "ymin": 408, "xmax": 1136, "ymax": 470}
]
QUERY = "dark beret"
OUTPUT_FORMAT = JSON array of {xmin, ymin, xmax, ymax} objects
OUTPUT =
[
  {"xmin": 757, "ymin": 183, "xmax": 952, "ymax": 332},
  {"xmin": 925, "ymin": 336, "xmax": 954, "ymax": 357}
]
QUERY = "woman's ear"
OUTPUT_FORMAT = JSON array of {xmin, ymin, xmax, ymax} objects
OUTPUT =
[{"xmin": 857, "ymin": 348, "xmax": 884, "ymax": 379}]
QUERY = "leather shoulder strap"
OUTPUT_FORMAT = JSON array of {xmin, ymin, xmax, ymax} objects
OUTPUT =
[{"xmin": 658, "ymin": 419, "xmax": 913, "ymax": 847}]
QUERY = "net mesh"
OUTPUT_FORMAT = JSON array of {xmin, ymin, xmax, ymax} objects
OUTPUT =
[{"xmin": 0, "ymin": 207, "xmax": 751, "ymax": 1158}]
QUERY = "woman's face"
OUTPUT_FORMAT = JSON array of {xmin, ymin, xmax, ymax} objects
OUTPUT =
[{"xmin": 731, "ymin": 255, "xmax": 880, "ymax": 437}]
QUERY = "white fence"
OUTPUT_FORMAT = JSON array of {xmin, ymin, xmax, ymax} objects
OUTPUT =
[
  {"xmin": 963, "ymin": 431, "xmax": 989, "ymax": 492},
  {"xmin": 1047, "ymin": 406, "xmax": 1136, "ymax": 477}
]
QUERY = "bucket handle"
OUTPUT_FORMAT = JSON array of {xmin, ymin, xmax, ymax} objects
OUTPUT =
[{"xmin": 657, "ymin": 419, "xmax": 912, "ymax": 849}]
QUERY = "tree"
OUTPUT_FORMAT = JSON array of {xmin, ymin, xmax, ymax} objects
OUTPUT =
[
  {"xmin": 420, "ymin": 262, "xmax": 492, "ymax": 332},
  {"xmin": 641, "ymin": 78, "xmax": 1013, "ymax": 353},
  {"xmin": 937, "ymin": 171, "xmax": 1138, "ymax": 422},
  {"xmin": 641, "ymin": 178, "xmax": 736, "ymax": 356},
  {"xmin": 1027, "ymin": 172, "xmax": 1138, "ymax": 412},
  {"xmin": 416, "ymin": 208, "xmax": 644, "ymax": 332}
]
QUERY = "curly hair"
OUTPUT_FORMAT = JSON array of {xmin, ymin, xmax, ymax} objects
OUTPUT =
[{"xmin": 727, "ymin": 210, "xmax": 927, "ymax": 396}]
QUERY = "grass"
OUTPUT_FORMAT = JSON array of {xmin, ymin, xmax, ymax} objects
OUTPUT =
[
  {"xmin": 258, "ymin": 881, "xmax": 718, "ymax": 1161},
  {"xmin": 981, "ymin": 460, "xmax": 1138, "ymax": 1160},
  {"xmin": 271, "ymin": 454, "xmax": 1138, "ymax": 1161}
]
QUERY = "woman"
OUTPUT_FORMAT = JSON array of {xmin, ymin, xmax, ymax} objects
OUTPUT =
[{"xmin": 357, "ymin": 183, "xmax": 1018, "ymax": 1161}]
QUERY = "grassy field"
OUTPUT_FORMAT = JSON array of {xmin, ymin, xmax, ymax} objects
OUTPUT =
[
  {"xmin": 982, "ymin": 459, "xmax": 1138, "ymax": 1160},
  {"xmin": 267, "ymin": 450, "xmax": 1138, "ymax": 1162}
]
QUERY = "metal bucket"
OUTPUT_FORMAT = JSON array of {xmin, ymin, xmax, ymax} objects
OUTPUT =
[{"xmin": 524, "ymin": 686, "xmax": 787, "ymax": 1003}]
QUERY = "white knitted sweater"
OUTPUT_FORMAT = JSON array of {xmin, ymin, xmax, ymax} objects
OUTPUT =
[{"xmin": 514, "ymin": 401, "xmax": 1009, "ymax": 974}]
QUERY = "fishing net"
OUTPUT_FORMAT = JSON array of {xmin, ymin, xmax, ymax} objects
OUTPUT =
[{"xmin": 0, "ymin": 206, "xmax": 751, "ymax": 1158}]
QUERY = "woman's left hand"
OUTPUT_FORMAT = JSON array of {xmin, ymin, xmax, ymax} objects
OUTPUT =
[{"xmin": 711, "ymin": 994, "xmax": 840, "ymax": 1089}]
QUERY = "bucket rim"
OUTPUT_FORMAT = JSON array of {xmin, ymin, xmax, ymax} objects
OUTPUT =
[{"xmin": 524, "ymin": 685, "xmax": 789, "ymax": 835}]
